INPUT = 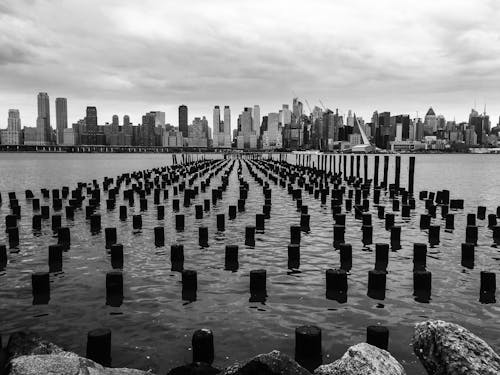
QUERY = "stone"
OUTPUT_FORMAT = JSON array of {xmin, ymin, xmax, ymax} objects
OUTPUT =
[
  {"xmin": 5, "ymin": 332, "xmax": 155, "ymax": 375},
  {"xmin": 412, "ymin": 320, "xmax": 500, "ymax": 375},
  {"xmin": 222, "ymin": 350, "xmax": 310, "ymax": 375},
  {"xmin": 7, "ymin": 354, "xmax": 153, "ymax": 375},
  {"xmin": 314, "ymin": 343, "xmax": 405, "ymax": 375},
  {"xmin": 6, "ymin": 331, "xmax": 68, "ymax": 360}
]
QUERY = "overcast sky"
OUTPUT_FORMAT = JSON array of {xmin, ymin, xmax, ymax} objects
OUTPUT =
[{"xmin": 1, "ymin": 0, "xmax": 500, "ymax": 129}]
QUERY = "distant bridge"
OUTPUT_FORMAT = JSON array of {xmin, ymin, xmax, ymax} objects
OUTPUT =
[{"xmin": 0, "ymin": 144, "xmax": 233, "ymax": 153}]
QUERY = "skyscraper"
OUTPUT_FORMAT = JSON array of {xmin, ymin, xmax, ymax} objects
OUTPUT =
[
  {"xmin": 123, "ymin": 115, "xmax": 130, "ymax": 126},
  {"xmin": 8, "ymin": 109, "xmax": 21, "ymax": 131},
  {"xmin": 179, "ymin": 105, "xmax": 188, "ymax": 137},
  {"xmin": 213, "ymin": 105, "xmax": 220, "ymax": 133},
  {"xmin": 36, "ymin": 92, "xmax": 52, "ymax": 144},
  {"xmin": 223, "ymin": 106, "xmax": 231, "ymax": 147},
  {"xmin": 85, "ymin": 106, "xmax": 98, "ymax": 145},
  {"xmin": 112, "ymin": 115, "xmax": 119, "ymax": 126},
  {"xmin": 253, "ymin": 105, "xmax": 260, "ymax": 132},
  {"xmin": 55, "ymin": 98, "xmax": 67, "ymax": 145},
  {"xmin": 2, "ymin": 109, "xmax": 22, "ymax": 145}
]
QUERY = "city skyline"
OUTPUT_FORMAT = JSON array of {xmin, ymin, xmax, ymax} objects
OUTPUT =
[
  {"xmin": 0, "ymin": 95, "xmax": 497, "ymax": 131},
  {"xmin": 1, "ymin": 0, "xmax": 500, "ymax": 127}
]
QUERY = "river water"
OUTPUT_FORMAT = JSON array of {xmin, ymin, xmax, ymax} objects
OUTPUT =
[{"xmin": 0, "ymin": 152, "xmax": 498, "ymax": 374}]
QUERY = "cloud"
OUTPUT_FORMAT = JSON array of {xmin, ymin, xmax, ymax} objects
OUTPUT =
[{"xmin": 0, "ymin": 0, "xmax": 500, "ymax": 127}]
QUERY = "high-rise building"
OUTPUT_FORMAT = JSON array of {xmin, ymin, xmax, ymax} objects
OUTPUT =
[
  {"xmin": 0, "ymin": 109, "xmax": 23, "ymax": 145},
  {"xmin": 8, "ymin": 109, "xmax": 21, "ymax": 131},
  {"xmin": 253, "ymin": 105, "xmax": 260, "ymax": 133},
  {"xmin": 141, "ymin": 112, "xmax": 156, "ymax": 146},
  {"xmin": 179, "ymin": 105, "xmax": 188, "ymax": 137},
  {"xmin": 213, "ymin": 105, "xmax": 230, "ymax": 148},
  {"xmin": 262, "ymin": 112, "xmax": 282, "ymax": 149},
  {"xmin": 292, "ymin": 98, "xmax": 303, "ymax": 123},
  {"xmin": 223, "ymin": 105, "xmax": 231, "ymax": 147},
  {"xmin": 424, "ymin": 107, "xmax": 437, "ymax": 135},
  {"xmin": 55, "ymin": 98, "xmax": 67, "ymax": 145},
  {"xmin": 112, "ymin": 115, "xmax": 119, "ymax": 126},
  {"xmin": 150, "ymin": 111, "xmax": 165, "ymax": 128},
  {"xmin": 237, "ymin": 107, "xmax": 257, "ymax": 149},
  {"xmin": 213, "ymin": 105, "xmax": 220, "ymax": 134},
  {"xmin": 123, "ymin": 115, "xmax": 130, "ymax": 126},
  {"xmin": 36, "ymin": 92, "xmax": 52, "ymax": 145}
]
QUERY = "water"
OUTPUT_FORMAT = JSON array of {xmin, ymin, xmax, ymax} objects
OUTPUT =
[{"xmin": 0, "ymin": 152, "xmax": 499, "ymax": 374}]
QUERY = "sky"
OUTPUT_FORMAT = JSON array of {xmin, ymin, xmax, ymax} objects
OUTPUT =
[{"xmin": 1, "ymin": 0, "xmax": 500, "ymax": 129}]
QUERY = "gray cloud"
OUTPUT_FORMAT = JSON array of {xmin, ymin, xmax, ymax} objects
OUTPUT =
[{"xmin": 1, "ymin": 0, "xmax": 500, "ymax": 127}]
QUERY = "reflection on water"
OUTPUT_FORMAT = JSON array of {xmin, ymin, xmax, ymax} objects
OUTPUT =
[{"xmin": 0, "ymin": 153, "xmax": 499, "ymax": 375}]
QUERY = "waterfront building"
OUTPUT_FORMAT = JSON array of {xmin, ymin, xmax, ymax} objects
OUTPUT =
[
  {"xmin": 262, "ymin": 112, "xmax": 282, "ymax": 149},
  {"xmin": 390, "ymin": 140, "xmax": 427, "ymax": 152},
  {"xmin": 63, "ymin": 128, "xmax": 77, "ymax": 145},
  {"xmin": 179, "ymin": 105, "xmax": 188, "ymax": 138},
  {"xmin": 465, "ymin": 127, "xmax": 478, "ymax": 146},
  {"xmin": 1, "ymin": 109, "xmax": 23, "ymax": 145},
  {"xmin": 23, "ymin": 127, "xmax": 38, "ymax": 145},
  {"xmin": 236, "ymin": 107, "xmax": 257, "ymax": 149},
  {"xmin": 36, "ymin": 92, "xmax": 52, "ymax": 145},
  {"xmin": 349, "ymin": 133, "xmax": 362, "ymax": 146},
  {"xmin": 186, "ymin": 116, "xmax": 209, "ymax": 148},
  {"xmin": 212, "ymin": 105, "xmax": 231, "ymax": 148},
  {"xmin": 253, "ymin": 105, "xmax": 260, "ymax": 133},
  {"xmin": 55, "ymin": 98, "xmax": 68, "ymax": 144},
  {"xmin": 376, "ymin": 111, "xmax": 391, "ymax": 149},
  {"xmin": 141, "ymin": 112, "xmax": 157, "ymax": 146},
  {"xmin": 164, "ymin": 130, "xmax": 183, "ymax": 147},
  {"xmin": 424, "ymin": 107, "xmax": 437, "ymax": 135},
  {"xmin": 55, "ymin": 98, "xmax": 67, "ymax": 145},
  {"xmin": 149, "ymin": 111, "xmax": 165, "ymax": 128},
  {"xmin": 292, "ymin": 98, "xmax": 303, "ymax": 122}
]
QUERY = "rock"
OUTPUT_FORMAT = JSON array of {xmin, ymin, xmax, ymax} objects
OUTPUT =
[
  {"xmin": 167, "ymin": 362, "xmax": 221, "ymax": 375},
  {"xmin": 6, "ymin": 331, "xmax": 68, "ymax": 360},
  {"xmin": 314, "ymin": 343, "xmax": 405, "ymax": 375},
  {"xmin": 4, "ymin": 331, "xmax": 155, "ymax": 375},
  {"xmin": 222, "ymin": 350, "xmax": 311, "ymax": 375},
  {"xmin": 7, "ymin": 354, "xmax": 153, "ymax": 375},
  {"xmin": 412, "ymin": 319, "xmax": 500, "ymax": 375}
]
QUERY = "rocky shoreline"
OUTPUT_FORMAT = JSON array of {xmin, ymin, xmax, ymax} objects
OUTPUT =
[{"xmin": 1, "ymin": 320, "xmax": 499, "ymax": 375}]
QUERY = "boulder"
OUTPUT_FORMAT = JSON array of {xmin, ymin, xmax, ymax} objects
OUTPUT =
[
  {"xmin": 6, "ymin": 331, "xmax": 68, "ymax": 359},
  {"xmin": 4, "ymin": 331, "xmax": 155, "ymax": 375},
  {"xmin": 412, "ymin": 320, "xmax": 500, "ymax": 375},
  {"xmin": 314, "ymin": 343, "xmax": 405, "ymax": 375},
  {"xmin": 222, "ymin": 350, "xmax": 311, "ymax": 375},
  {"xmin": 7, "ymin": 354, "xmax": 153, "ymax": 375}
]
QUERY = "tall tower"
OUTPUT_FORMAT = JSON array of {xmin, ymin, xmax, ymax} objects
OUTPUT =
[
  {"xmin": 8, "ymin": 109, "xmax": 21, "ymax": 131},
  {"xmin": 36, "ymin": 92, "xmax": 51, "ymax": 144},
  {"xmin": 123, "ymin": 115, "xmax": 130, "ymax": 126},
  {"xmin": 85, "ymin": 106, "xmax": 98, "ymax": 145},
  {"xmin": 179, "ymin": 105, "xmax": 188, "ymax": 137},
  {"xmin": 224, "ymin": 106, "xmax": 231, "ymax": 135},
  {"xmin": 55, "ymin": 98, "xmax": 67, "ymax": 144},
  {"xmin": 213, "ymin": 106, "xmax": 220, "ymax": 132},
  {"xmin": 253, "ymin": 105, "xmax": 260, "ymax": 132}
]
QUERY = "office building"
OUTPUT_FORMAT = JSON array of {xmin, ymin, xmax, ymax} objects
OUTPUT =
[
  {"xmin": 55, "ymin": 98, "xmax": 67, "ymax": 144},
  {"xmin": 36, "ymin": 92, "xmax": 52, "ymax": 145},
  {"xmin": 179, "ymin": 105, "xmax": 188, "ymax": 137}
]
